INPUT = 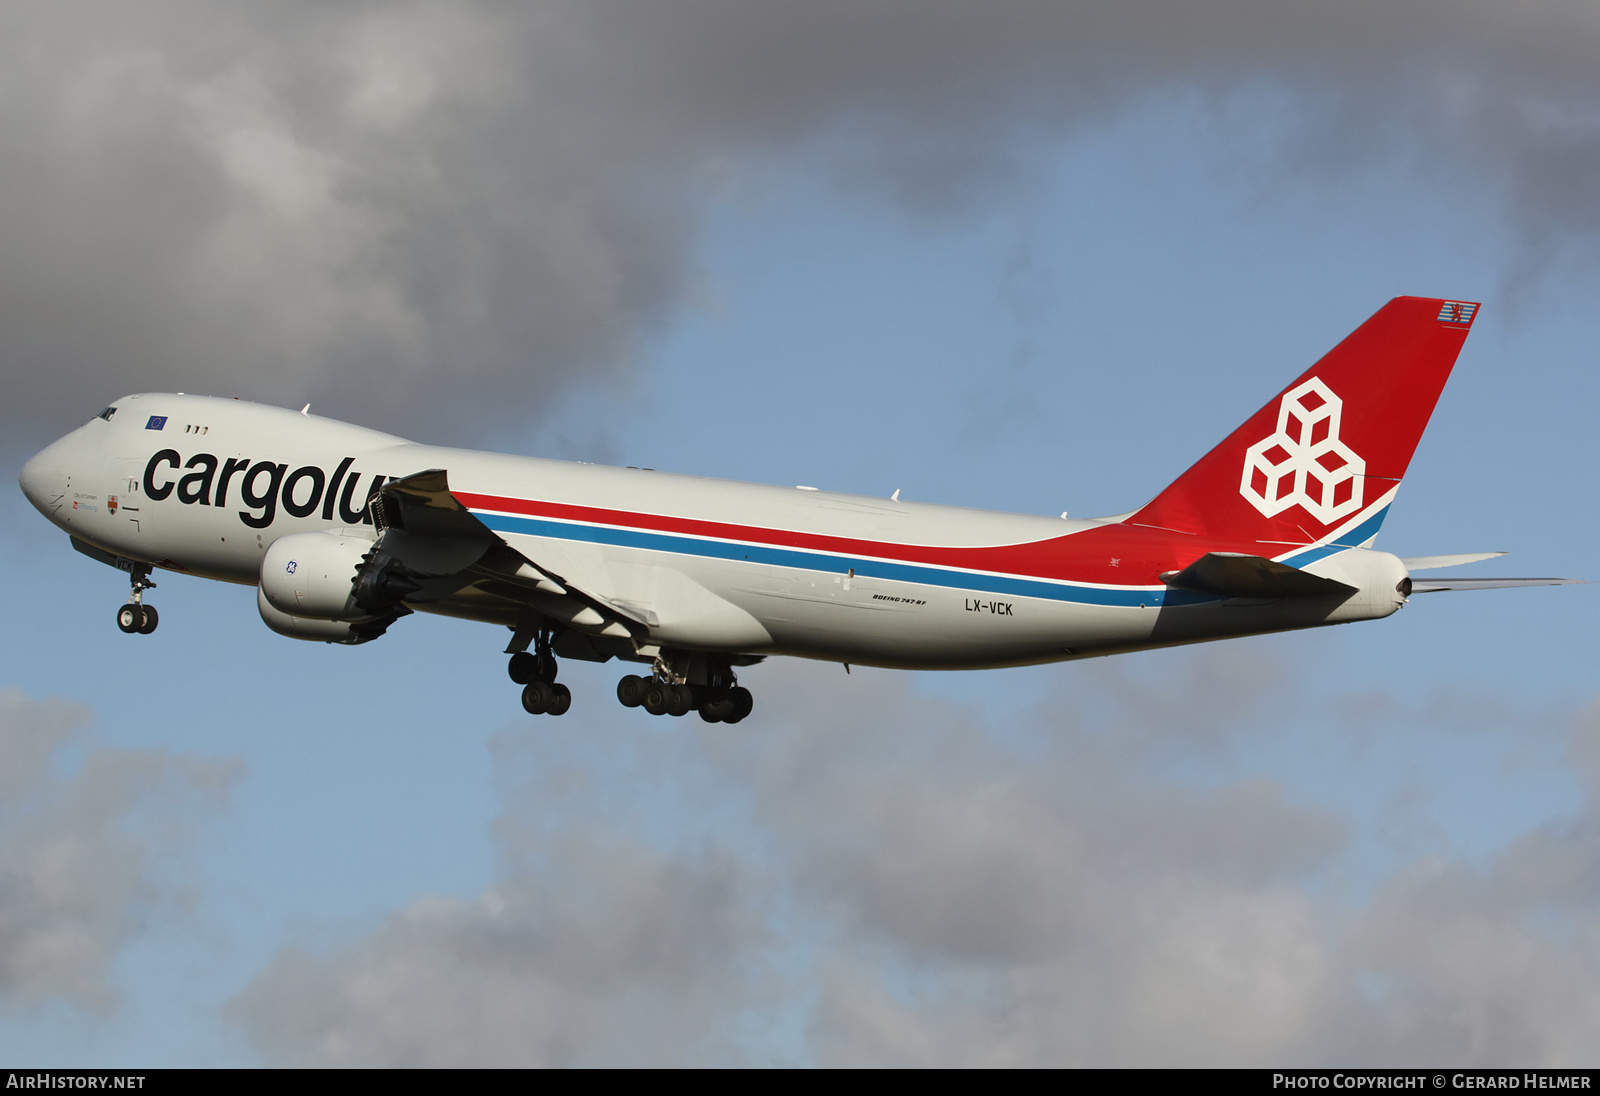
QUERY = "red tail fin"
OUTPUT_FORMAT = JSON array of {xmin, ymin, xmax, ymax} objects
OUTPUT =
[{"xmin": 1129, "ymin": 296, "xmax": 1478, "ymax": 545}]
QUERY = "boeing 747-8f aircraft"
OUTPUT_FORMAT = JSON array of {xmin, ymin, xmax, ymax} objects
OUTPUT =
[{"xmin": 18, "ymin": 297, "xmax": 1581, "ymax": 722}]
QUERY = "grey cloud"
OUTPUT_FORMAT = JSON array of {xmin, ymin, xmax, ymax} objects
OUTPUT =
[
  {"xmin": 718, "ymin": 659, "xmax": 1338, "ymax": 972},
  {"xmin": 1337, "ymin": 856, "xmax": 1600, "ymax": 1066},
  {"xmin": 0, "ymin": 3, "xmax": 695, "ymax": 448},
  {"xmin": 0, "ymin": 687, "xmax": 237, "ymax": 1011},
  {"xmin": 7, "ymin": 2, "xmax": 1600, "ymax": 452},
  {"xmin": 231, "ymin": 653, "xmax": 1598, "ymax": 1066},
  {"xmin": 1325, "ymin": 701, "xmax": 1600, "ymax": 1064},
  {"xmin": 730, "ymin": 663, "xmax": 1354, "ymax": 1065},
  {"xmin": 756, "ymin": 664, "xmax": 1600, "ymax": 1066},
  {"xmin": 808, "ymin": 884, "xmax": 1345, "ymax": 1068},
  {"xmin": 229, "ymin": 833, "xmax": 761, "ymax": 1067}
]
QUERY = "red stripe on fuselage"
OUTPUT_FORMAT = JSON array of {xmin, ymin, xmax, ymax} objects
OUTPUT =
[{"xmin": 452, "ymin": 491, "xmax": 1282, "ymax": 587}]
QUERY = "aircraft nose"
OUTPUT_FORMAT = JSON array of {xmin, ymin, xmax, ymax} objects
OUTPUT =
[{"xmin": 18, "ymin": 445, "xmax": 66, "ymax": 516}]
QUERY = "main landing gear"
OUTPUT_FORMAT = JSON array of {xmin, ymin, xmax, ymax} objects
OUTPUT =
[
  {"xmin": 509, "ymin": 631, "xmax": 570, "ymax": 716},
  {"xmin": 616, "ymin": 659, "xmax": 753, "ymax": 724},
  {"xmin": 116, "ymin": 566, "xmax": 158, "ymax": 635},
  {"xmin": 504, "ymin": 632, "xmax": 755, "ymax": 723}
]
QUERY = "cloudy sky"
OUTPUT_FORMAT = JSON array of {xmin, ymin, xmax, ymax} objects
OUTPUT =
[{"xmin": 2, "ymin": 0, "xmax": 1598, "ymax": 1067}]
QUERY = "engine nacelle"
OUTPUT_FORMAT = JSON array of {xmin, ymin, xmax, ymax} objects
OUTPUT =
[
  {"xmin": 257, "ymin": 586, "xmax": 381, "ymax": 645},
  {"xmin": 260, "ymin": 530, "xmax": 373, "ymax": 620}
]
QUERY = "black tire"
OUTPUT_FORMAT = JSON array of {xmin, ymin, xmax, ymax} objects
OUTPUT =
[
  {"xmin": 726, "ymin": 687, "xmax": 754, "ymax": 724},
  {"xmin": 508, "ymin": 652, "xmax": 537, "ymax": 684},
  {"xmin": 547, "ymin": 683, "xmax": 572, "ymax": 716},
  {"xmin": 666, "ymin": 685, "xmax": 692, "ymax": 717},
  {"xmin": 137, "ymin": 605, "xmax": 159, "ymax": 634},
  {"xmin": 117, "ymin": 604, "xmax": 143, "ymax": 634},
  {"xmin": 617, "ymin": 675, "xmax": 646, "ymax": 708},
  {"xmin": 521, "ymin": 681, "xmax": 553, "ymax": 715},
  {"xmin": 642, "ymin": 682, "xmax": 670, "ymax": 716},
  {"xmin": 700, "ymin": 689, "xmax": 732, "ymax": 722}
]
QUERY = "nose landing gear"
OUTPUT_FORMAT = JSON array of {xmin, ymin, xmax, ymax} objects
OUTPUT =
[{"xmin": 116, "ymin": 567, "xmax": 158, "ymax": 635}]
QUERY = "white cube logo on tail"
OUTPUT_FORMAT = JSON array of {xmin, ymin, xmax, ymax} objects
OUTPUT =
[{"xmin": 1239, "ymin": 377, "xmax": 1366, "ymax": 524}]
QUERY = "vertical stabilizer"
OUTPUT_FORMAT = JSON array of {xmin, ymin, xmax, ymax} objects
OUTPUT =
[{"xmin": 1128, "ymin": 297, "xmax": 1478, "ymax": 546}]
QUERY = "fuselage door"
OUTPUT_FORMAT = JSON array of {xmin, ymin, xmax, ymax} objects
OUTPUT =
[{"xmin": 115, "ymin": 457, "xmax": 145, "ymax": 533}]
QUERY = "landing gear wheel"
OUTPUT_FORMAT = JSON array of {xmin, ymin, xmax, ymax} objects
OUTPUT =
[
  {"xmin": 117, "ymin": 604, "xmax": 143, "ymax": 633},
  {"xmin": 725, "ymin": 687, "xmax": 754, "ymax": 724},
  {"xmin": 700, "ymin": 689, "xmax": 734, "ymax": 723},
  {"xmin": 118, "ymin": 566, "xmax": 158, "ymax": 636},
  {"xmin": 511, "ymin": 630, "xmax": 560, "ymax": 687},
  {"xmin": 642, "ymin": 681, "xmax": 671, "ymax": 716},
  {"xmin": 666, "ymin": 684, "xmax": 693, "ymax": 718},
  {"xmin": 617, "ymin": 675, "xmax": 647, "ymax": 708},
  {"xmin": 547, "ymin": 683, "xmax": 572, "ymax": 717},
  {"xmin": 521, "ymin": 680, "xmax": 556, "ymax": 715}
]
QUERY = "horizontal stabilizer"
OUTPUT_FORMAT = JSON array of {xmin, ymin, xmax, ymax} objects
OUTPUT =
[
  {"xmin": 1161, "ymin": 552, "xmax": 1356, "ymax": 600},
  {"xmin": 1401, "ymin": 552, "xmax": 1507, "ymax": 570},
  {"xmin": 1408, "ymin": 577, "xmax": 1589, "ymax": 593}
]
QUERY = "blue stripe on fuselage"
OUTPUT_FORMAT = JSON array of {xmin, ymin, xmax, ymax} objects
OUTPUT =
[{"xmin": 473, "ymin": 512, "xmax": 1216, "ymax": 609}]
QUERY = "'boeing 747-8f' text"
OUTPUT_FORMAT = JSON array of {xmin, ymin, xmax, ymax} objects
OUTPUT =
[{"xmin": 18, "ymin": 297, "xmax": 1582, "ymax": 722}]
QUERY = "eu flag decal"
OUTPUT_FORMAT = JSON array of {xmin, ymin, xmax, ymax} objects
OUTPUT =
[{"xmin": 145, "ymin": 415, "xmax": 168, "ymax": 430}]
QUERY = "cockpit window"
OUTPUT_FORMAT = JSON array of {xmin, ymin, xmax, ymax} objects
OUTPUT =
[{"xmin": 96, "ymin": 406, "xmax": 117, "ymax": 421}]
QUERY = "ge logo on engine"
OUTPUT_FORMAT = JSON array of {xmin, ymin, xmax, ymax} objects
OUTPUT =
[
  {"xmin": 286, "ymin": 561, "xmax": 298, "ymax": 574},
  {"xmin": 1239, "ymin": 377, "xmax": 1365, "ymax": 525}
]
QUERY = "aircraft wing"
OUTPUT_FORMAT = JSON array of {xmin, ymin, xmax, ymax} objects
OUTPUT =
[
  {"xmin": 373, "ymin": 467, "xmax": 500, "ymax": 543},
  {"xmin": 374, "ymin": 469, "xmax": 649, "ymax": 637},
  {"xmin": 377, "ymin": 469, "xmax": 772, "ymax": 654},
  {"xmin": 1161, "ymin": 552, "xmax": 1355, "ymax": 600}
]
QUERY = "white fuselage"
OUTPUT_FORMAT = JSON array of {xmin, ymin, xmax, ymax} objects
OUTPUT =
[{"xmin": 19, "ymin": 393, "xmax": 1405, "ymax": 670}]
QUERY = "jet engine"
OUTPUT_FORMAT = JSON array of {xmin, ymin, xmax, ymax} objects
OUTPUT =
[
  {"xmin": 256, "ymin": 586, "xmax": 396, "ymax": 645},
  {"xmin": 259, "ymin": 530, "xmax": 376, "ymax": 620}
]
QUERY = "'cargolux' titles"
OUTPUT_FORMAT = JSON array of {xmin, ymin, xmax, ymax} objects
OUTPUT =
[{"xmin": 141, "ymin": 451, "xmax": 391, "ymax": 529}]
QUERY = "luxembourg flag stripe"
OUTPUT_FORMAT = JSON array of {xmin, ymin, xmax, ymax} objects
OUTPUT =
[
  {"xmin": 461, "ymin": 484, "xmax": 1394, "ymax": 608},
  {"xmin": 468, "ymin": 500, "xmax": 1157, "ymax": 589},
  {"xmin": 455, "ymin": 491, "xmax": 1082, "ymax": 573},
  {"xmin": 472, "ymin": 510, "xmax": 1218, "ymax": 609}
]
